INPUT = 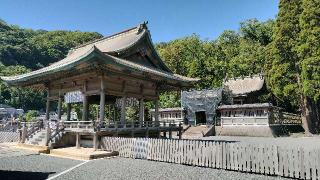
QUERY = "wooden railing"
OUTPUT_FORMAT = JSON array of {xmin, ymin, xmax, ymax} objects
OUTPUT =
[
  {"xmin": 61, "ymin": 120, "xmax": 180, "ymax": 131},
  {"xmin": 270, "ymin": 111, "xmax": 302, "ymax": 125},
  {"xmin": 47, "ymin": 122, "xmax": 65, "ymax": 146},
  {"xmin": 62, "ymin": 121, "xmax": 93, "ymax": 129}
]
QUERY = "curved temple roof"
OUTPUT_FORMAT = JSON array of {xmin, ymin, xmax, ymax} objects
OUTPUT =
[{"xmin": 1, "ymin": 23, "xmax": 199, "ymax": 88}]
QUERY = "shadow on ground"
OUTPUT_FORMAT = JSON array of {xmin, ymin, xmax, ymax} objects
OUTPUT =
[{"xmin": 0, "ymin": 170, "xmax": 55, "ymax": 180}]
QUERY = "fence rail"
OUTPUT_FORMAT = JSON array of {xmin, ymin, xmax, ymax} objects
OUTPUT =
[{"xmin": 102, "ymin": 137, "xmax": 320, "ymax": 180}]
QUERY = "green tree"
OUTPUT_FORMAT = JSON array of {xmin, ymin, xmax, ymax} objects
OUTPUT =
[
  {"xmin": 296, "ymin": 0, "xmax": 320, "ymax": 130},
  {"xmin": 266, "ymin": 0, "xmax": 318, "ymax": 133}
]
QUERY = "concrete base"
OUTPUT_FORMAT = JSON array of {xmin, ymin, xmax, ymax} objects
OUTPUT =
[
  {"xmin": 14, "ymin": 143, "xmax": 50, "ymax": 154},
  {"xmin": 50, "ymin": 147, "xmax": 117, "ymax": 160},
  {"xmin": 219, "ymin": 125, "xmax": 276, "ymax": 137}
]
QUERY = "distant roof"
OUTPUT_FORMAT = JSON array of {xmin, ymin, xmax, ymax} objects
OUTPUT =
[
  {"xmin": 1, "ymin": 22, "xmax": 199, "ymax": 88},
  {"xmin": 217, "ymin": 103, "xmax": 279, "ymax": 110},
  {"xmin": 223, "ymin": 75, "xmax": 264, "ymax": 96}
]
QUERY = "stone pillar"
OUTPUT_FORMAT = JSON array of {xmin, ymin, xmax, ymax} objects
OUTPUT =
[
  {"xmin": 82, "ymin": 95, "xmax": 88, "ymax": 121},
  {"xmin": 21, "ymin": 124, "xmax": 27, "ymax": 143},
  {"xmin": 67, "ymin": 103, "xmax": 71, "ymax": 121},
  {"xmin": 76, "ymin": 133, "xmax": 80, "ymax": 149},
  {"xmin": 154, "ymin": 99, "xmax": 159, "ymax": 127},
  {"xmin": 93, "ymin": 133, "xmax": 98, "ymax": 150},
  {"xmin": 45, "ymin": 122, "xmax": 51, "ymax": 146},
  {"xmin": 45, "ymin": 88, "xmax": 50, "ymax": 121},
  {"xmin": 57, "ymin": 91, "xmax": 62, "ymax": 121},
  {"xmin": 139, "ymin": 98, "xmax": 144, "ymax": 127},
  {"xmin": 99, "ymin": 77, "xmax": 106, "ymax": 123},
  {"xmin": 120, "ymin": 96, "xmax": 126, "ymax": 125}
]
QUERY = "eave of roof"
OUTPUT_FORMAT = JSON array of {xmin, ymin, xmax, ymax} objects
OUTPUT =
[{"xmin": 0, "ymin": 45, "xmax": 199, "ymax": 86}]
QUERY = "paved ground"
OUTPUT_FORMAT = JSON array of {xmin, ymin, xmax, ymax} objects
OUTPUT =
[{"xmin": 0, "ymin": 143, "xmax": 286, "ymax": 180}]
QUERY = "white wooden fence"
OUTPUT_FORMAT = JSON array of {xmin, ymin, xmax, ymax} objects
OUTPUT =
[
  {"xmin": 0, "ymin": 131, "xmax": 20, "ymax": 143},
  {"xmin": 102, "ymin": 137, "xmax": 320, "ymax": 180}
]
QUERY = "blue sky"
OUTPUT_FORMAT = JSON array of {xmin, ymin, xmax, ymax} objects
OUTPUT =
[{"xmin": 0, "ymin": 0, "xmax": 278, "ymax": 42}]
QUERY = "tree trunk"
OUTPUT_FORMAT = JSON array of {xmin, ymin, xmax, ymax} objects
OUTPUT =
[{"xmin": 300, "ymin": 95, "xmax": 316, "ymax": 134}]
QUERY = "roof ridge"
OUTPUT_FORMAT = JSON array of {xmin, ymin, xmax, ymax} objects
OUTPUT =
[{"xmin": 71, "ymin": 22, "xmax": 147, "ymax": 51}]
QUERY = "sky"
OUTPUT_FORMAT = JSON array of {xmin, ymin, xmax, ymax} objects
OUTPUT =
[{"xmin": 0, "ymin": 0, "xmax": 279, "ymax": 43}]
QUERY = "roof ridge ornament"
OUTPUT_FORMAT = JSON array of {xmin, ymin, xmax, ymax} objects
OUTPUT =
[{"xmin": 137, "ymin": 21, "xmax": 148, "ymax": 34}]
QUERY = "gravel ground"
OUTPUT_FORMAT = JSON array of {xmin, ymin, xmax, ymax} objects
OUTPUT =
[
  {"xmin": 0, "ymin": 154, "xmax": 82, "ymax": 180},
  {"xmin": 0, "ymin": 143, "xmax": 37, "ymax": 158},
  {"xmin": 201, "ymin": 136, "xmax": 320, "ymax": 149},
  {"xmin": 55, "ymin": 157, "xmax": 285, "ymax": 180}
]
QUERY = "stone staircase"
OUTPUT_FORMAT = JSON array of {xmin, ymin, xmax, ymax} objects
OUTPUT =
[
  {"xmin": 26, "ymin": 129, "xmax": 47, "ymax": 146},
  {"xmin": 182, "ymin": 125, "xmax": 214, "ymax": 139}
]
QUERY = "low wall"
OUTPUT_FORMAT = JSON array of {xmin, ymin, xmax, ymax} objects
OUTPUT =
[{"xmin": 219, "ymin": 125, "xmax": 277, "ymax": 137}]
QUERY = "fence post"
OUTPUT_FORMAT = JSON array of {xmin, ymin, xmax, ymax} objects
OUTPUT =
[
  {"xmin": 178, "ymin": 123, "xmax": 182, "ymax": 139},
  {"xmin": 45, "ymin": 122, "xmax": 51, "ymax": 146},
  {"xmin": 21, "ymin": 124, "xmax": 27, "ymax": 143}
]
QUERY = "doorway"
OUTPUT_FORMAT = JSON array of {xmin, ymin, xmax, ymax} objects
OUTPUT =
[{"xmin": 195, "ymin": 111, "xmax": 206, "ymax": 124}]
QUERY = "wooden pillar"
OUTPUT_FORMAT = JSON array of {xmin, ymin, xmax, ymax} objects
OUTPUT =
[
  {"xmin": 139, "ymin": 98, "xmax": 144, "ymax": 127},
  {"xmin": 67, "ymin": 103, "xmax": 71, "ymax": 121},
  {"xmin": 57, "ymin": 90, "xmax": 62, "ymax": 121},
  {"xmin": 178, "ymin": 123, "xmax": 182, "ymax": 139},
  {"xmin": 120, "ymin": 96, "xmax": 126, "ymax": 125},
  {"xmin": 82, "ymin": 95, "xmax": 88, "ymax": 121},
  {"xmin": 82, "ymin": 81, "xmax": 88, "ymax": 121},
  {"xmin": 99, "ymin": 76, "xmax": 106, "ymax": 123},
  {"xmin": 45, "ymin": 88, "xmax": 50, "ymax": 121},
  {"xmin": 154, "ymin": 99, "xmax": 159, "ymax": 127},
  {"xmin": 76, "ymin": 133, "xmax": 80, "ymax": 149}
]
